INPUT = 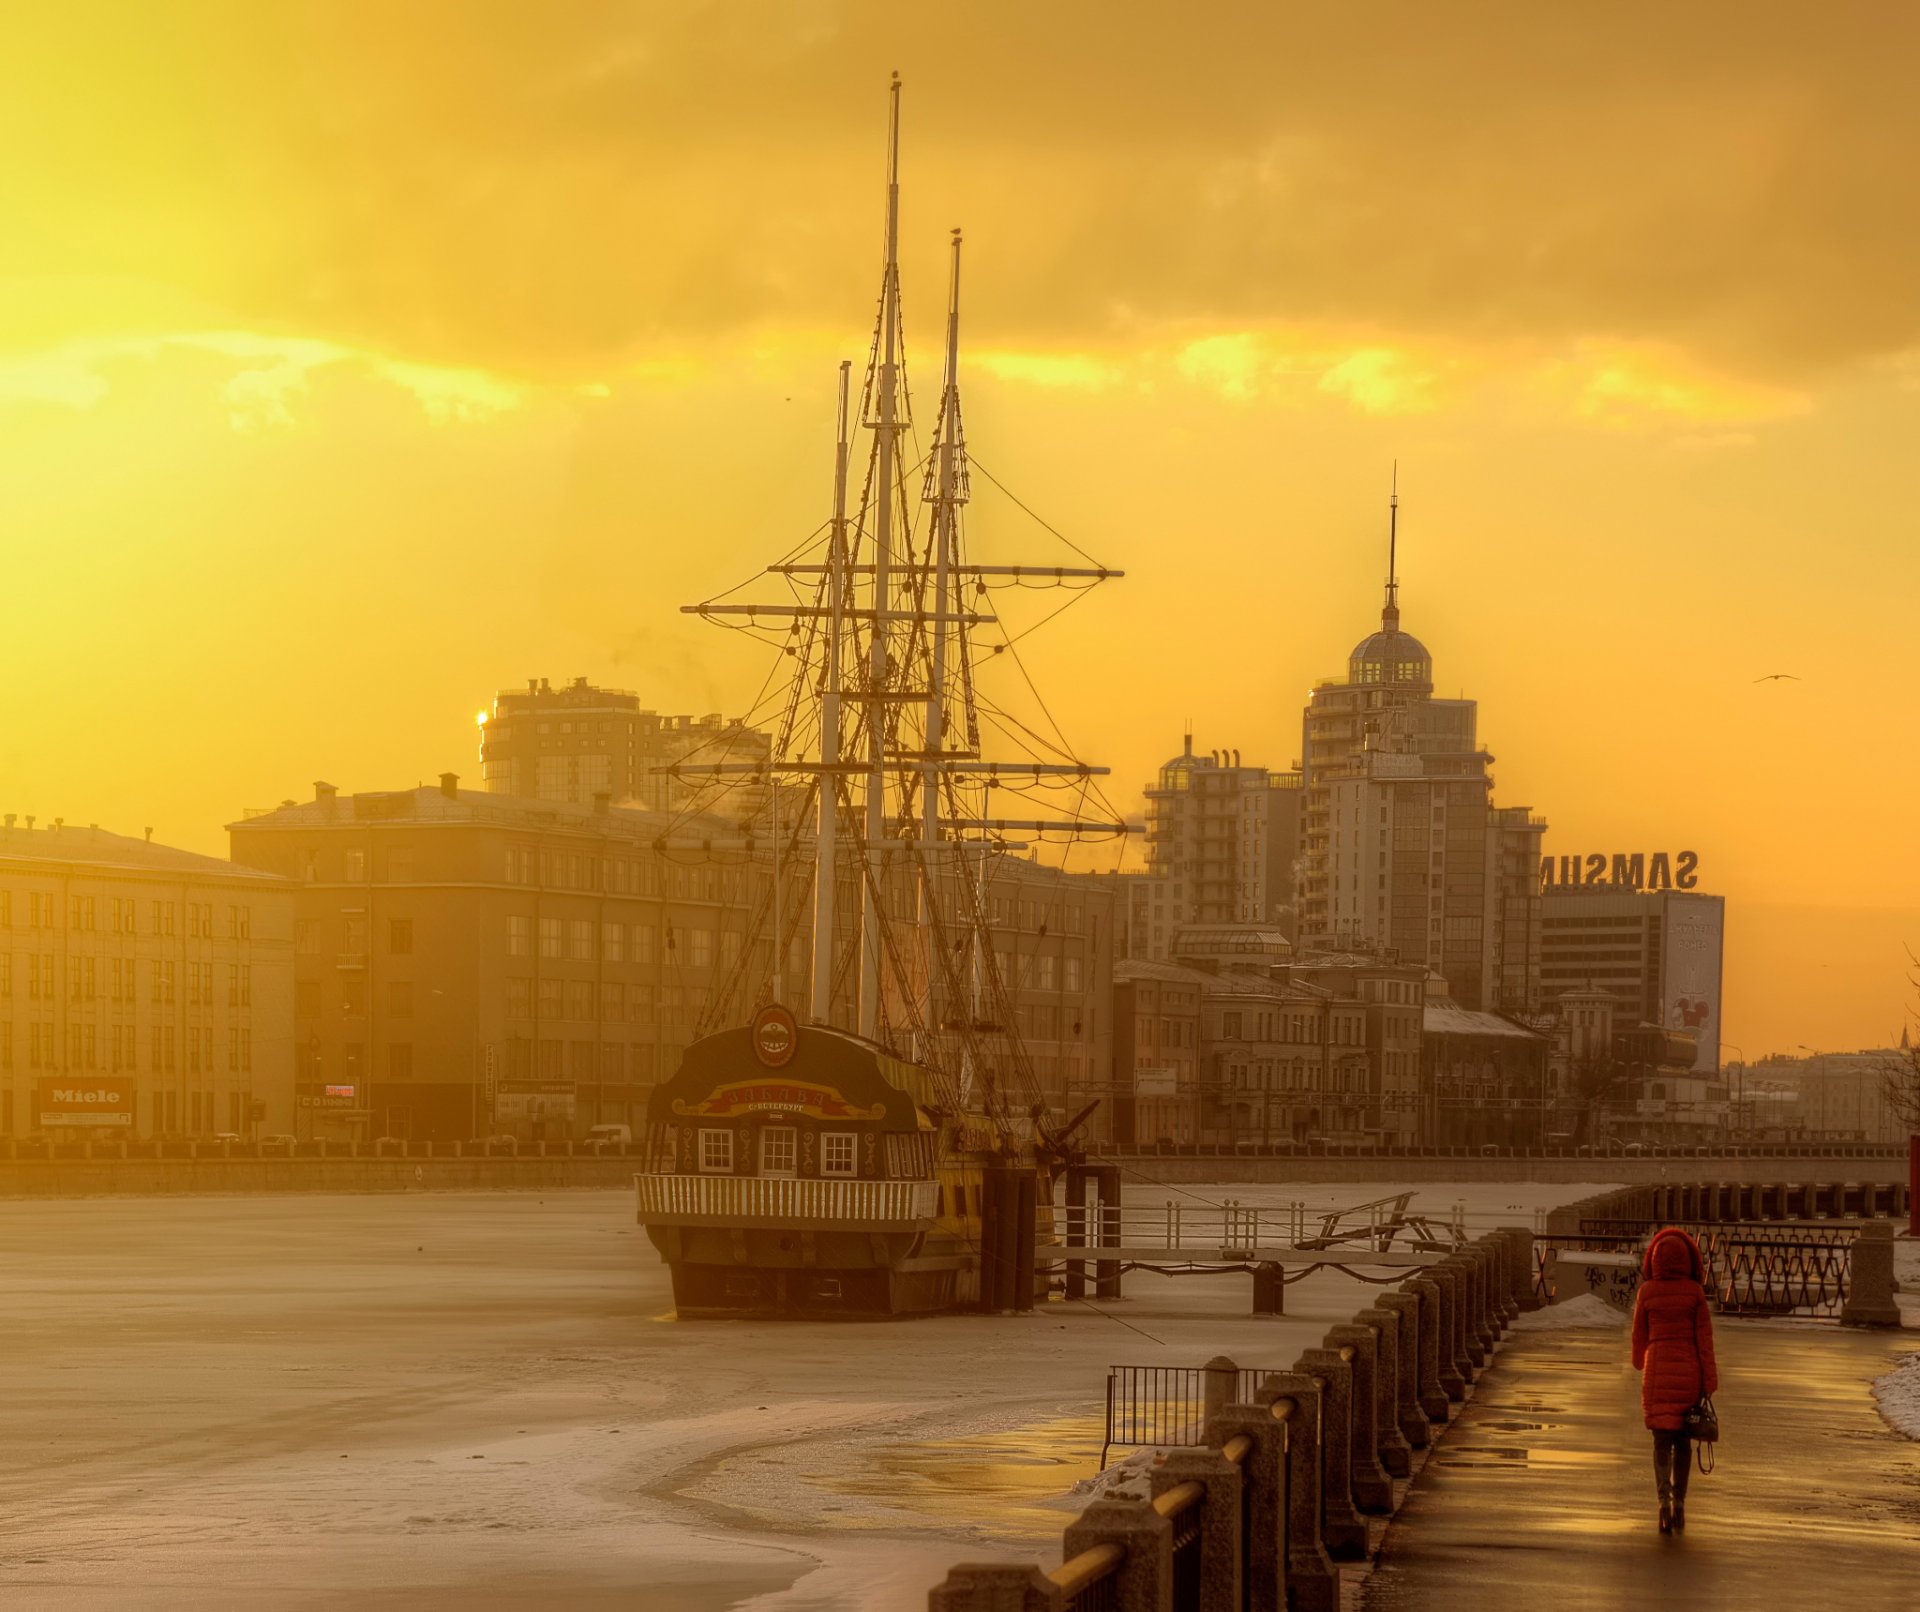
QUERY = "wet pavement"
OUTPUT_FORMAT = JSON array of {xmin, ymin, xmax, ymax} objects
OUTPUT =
[{"xmin": 1364, "ymin": 1320, "xmax": 1920, "ymax": 1612}]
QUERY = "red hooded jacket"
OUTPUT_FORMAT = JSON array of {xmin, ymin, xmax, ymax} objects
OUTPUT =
[{"xmin": 1631, "ymin": 1227, "xmax": 1719, "ymax": 1431}]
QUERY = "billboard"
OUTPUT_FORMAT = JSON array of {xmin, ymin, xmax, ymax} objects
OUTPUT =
[
  {"xmin": 1661, "ymin": 897, "xmax": 1724, "ymax": 1074},
  {"xmin": 1133, "ymin": 1065, "xmax": 1178, "ymax": 1099},
  {"xmin": 36, "ymin": 1079, "xmax": 135, "ymax": 1128}
]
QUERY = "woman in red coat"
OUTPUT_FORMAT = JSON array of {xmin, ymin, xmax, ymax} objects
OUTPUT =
[{"xmin": 1631, "ymin": 1226, "xmax": 1719, "ymax": 1533}]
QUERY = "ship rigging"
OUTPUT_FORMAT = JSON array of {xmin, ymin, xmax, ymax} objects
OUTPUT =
[{"xmin": 637, "ymin": 77, "xmax": 1128, "ymax": 1317}]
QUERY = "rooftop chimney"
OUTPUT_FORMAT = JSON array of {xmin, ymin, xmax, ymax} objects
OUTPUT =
[
  {"xmin": 3, "ymin": 814, "xmax": 13, "ymax": 831},
  {"xmin": 25, "ymin": 815, "xmax": 34, "ymax": 831},
  {"xmin": 314, "ymin": 781, "xmax": 337, "ymax": 804},
  {"xmin": 439, "ymin": 772, "xmax": 460, "ymax": 799},
  {"xmin": 144, "ymin": 827, "xmax": 153, "ymax": 842},
  {"xmin": 527, "ymin": 678, "xmax": 538, "ymax": 693},
  {"xmin": 592, "ymin": 790, "xmax": 612, "ymax": 814}
]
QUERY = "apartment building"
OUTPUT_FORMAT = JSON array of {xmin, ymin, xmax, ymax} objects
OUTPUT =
[{"xmin": 0, "ymin": 819, "xmax": 293, "ymax": 1139}]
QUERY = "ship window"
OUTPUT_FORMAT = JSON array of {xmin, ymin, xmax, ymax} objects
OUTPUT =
[
  {"xmin": 821, "ymin": 1132, "xmax": 857, "ymax": 1176},
  {"xmin": 886, "ymin": 1130, "xmax": 933, "ymax": 1180},
  {"xmin": 698, "ymin": 1128, "xmax": 734, "ymax": 1173},
  {"xmin": 760, "ymin": 1126, "xmax": 796, "ymax": 1177}
]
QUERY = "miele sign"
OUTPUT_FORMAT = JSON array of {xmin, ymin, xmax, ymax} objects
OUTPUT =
[
  {"xmin": 36, "ymin": 1080, "xmax": 135, "ymax": 1127},
  {"xmin": 1540, "ymin": 851, "xmax": 1700, "ymax": 891}
]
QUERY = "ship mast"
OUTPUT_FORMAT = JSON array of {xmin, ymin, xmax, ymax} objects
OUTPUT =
[
  {"xmin": 916, "ymin": 229, "xmax": 965, "ymax": 1044},
  {"xmin": 858, "ymin": 72, "xmax": 907, "ymax": 1041},
  {"xmin": 810, "ymin": 360, "xmax": 854, "ymax": 1022},
  {"xmin": 679, "ymin": 76, "xmax": 1133, "ymax": 1114}
]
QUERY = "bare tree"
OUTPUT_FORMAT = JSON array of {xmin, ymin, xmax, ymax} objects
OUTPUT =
[{"xmin": 1878, "ymin": 950, "xmax": 1920, "ymax": 1132}]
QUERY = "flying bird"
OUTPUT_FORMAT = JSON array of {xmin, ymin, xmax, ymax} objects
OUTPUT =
[{"xmin": 1753, "ymin": 673, "xmax": 1800, "ymax": 682}]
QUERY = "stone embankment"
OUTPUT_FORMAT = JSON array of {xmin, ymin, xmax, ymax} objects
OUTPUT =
[{"xmin": 925, "ymin": 1227, "xmax": 1536, "ymax": 1611}]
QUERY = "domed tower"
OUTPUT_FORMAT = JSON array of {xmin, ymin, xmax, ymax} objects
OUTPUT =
[
  {"xmin": 1297, "ymin": 476, "xmax": 1543, "ymax": 1032},
  {"xmin": 1345, "ymin": 472, "xmax": 1433, "ymax": 694}
]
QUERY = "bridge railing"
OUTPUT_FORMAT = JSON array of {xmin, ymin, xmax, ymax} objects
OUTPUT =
[
  {"xmin": 927, "ymin": 1227, "xmax": 1537, "ymax": 1611},
  {"xmin": 1081, "ymin": 1140, "xmax": 1908, "ymax": 1163}
]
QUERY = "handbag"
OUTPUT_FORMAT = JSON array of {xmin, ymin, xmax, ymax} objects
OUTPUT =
[
  {"xmin": 1684, "ymin": 1395, "xmax": 1719, "ymax": 1442},
  {"xmin": 1686, "ymin": 1395, "xmax": 1719, "ymax": 1473}
]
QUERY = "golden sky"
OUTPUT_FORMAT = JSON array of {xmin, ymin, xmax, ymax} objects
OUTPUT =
[{"xmin": 2, "ymin": 3, "xmax": 1916, "ymax": 1059}]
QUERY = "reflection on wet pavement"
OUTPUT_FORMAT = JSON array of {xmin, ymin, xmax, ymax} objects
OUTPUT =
[
  {"xmin": 819, "ymin": 1413, "xmax": 1104, "ymax": 1540},
  {"xmin": 1365, "ymin": 1322, "xmax": 1920, "ymax": 1612}
]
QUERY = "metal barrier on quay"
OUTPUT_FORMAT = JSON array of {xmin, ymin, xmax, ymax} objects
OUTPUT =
[
  {"xmin": 926, "ymin": 1227, "xmax": 1538, "ymax": 1612},
  {"xmin": 1526, "ymin": 1177, "xmax": 1914, "ymax": 1324}
]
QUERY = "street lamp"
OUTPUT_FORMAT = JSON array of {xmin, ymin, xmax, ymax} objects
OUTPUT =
[{"xmin": 1719, "ymin": 1040, "xmax": 1746, "ymax": 1136}]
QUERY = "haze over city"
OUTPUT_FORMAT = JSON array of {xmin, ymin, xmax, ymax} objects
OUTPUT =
[
  {"xmin": 4, "ymin": 5, "xmax": 1918, "ymax": 1057},
  {"xmin": 5, "ymin": 11, "xmax": 1920, "ymax": 1612}
]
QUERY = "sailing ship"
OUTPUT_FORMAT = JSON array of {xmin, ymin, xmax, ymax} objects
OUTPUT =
[{"xmin": 634, "ymin": 78, "xmax": 1126, "ymax": 1319}]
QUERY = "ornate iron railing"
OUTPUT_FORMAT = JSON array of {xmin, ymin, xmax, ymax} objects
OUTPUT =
[{"xmin": 1533, "ymin": 1222, "xmax": 1855, "ymax": 1318}]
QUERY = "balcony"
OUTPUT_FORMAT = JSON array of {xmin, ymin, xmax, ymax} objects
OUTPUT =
[{"xmin": 635, "ymin": 1173, "xmax": 939, "ymax": 1230}]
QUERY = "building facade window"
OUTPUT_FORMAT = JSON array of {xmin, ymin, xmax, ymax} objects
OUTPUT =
[{"xmin": 698, "ymin": 1128, "xmax": 733, "ymax": 1173}]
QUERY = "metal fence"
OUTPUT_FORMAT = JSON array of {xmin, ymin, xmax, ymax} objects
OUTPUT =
[
  {"xmin": 1533, "ymin": 1222, "xmax": 1855, "ymax": 1319},
  {"xmin": 1102, "ymin": 1364, "xmax": 1282, "ymax": 1468}
]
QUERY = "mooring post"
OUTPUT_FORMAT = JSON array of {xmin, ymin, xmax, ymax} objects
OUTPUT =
[
  {"xmin": 1202, "ymin": 1355, "xmax": 1239, "ymax": 1425},
  {"xmin": 1403, "ymin": 1276, "xmax": 1452, "ymax": 1421},
  {"xmin": 1295, "ymin": 1349, "xmax": 1369, "ymax": 1557},
  {"xmin": 926, "ymin": 1564, "xmax": 1060, "ymax": 1611},
  {"xmin": 1060, "ymin": 1498, "xmax": 1170, "ymax": 1612},
  {"xmin": 1206, "ymin": 1405, "xmax": 1284, "ymax": 1612},
  {"xmin": 1093, "ymin": 1163, "xmax": 1123, "ymax": 1301},
  {"xmin": 1152, "ymin": 1448, "xmax": 1242, "ymax": 1612},
  {"xmin": 1322, "ymin": 1325, "xmax": 1395, "ymax": 1510},
  {"xmin": 1841, "ymin": 1221, "xmax": 1902, "ymax": 1327},
  {"xmin": 1065, "ymin": 1162, "xmax": 1089, "ymax": 1302},
  {"xmin": 1373, "ymin": 1292, "xmax": 1431, "ymax": 1451},
  {"xmin": 1012, "ymin": 1169, "xmax": 1037, "ymax": 1313},
  {"xmin": 1250, "ymin": 1374, "xmax": 1340, "ymax": 1612}
]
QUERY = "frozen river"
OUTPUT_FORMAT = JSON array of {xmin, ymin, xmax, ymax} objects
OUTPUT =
[{"xmin": 0, "ymin": 1180, "xmax": 1610, "ymax": 1610}]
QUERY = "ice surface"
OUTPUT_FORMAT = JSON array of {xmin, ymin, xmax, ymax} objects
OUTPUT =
[{"xmin": 0, "ymin": 1180, "xmax": 1610, "ymax": 1610}]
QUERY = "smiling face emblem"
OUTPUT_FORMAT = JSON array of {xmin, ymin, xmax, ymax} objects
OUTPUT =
[{"xmin": 753, "ymin": 1004, "xmax": 798, "ymax": 1068}]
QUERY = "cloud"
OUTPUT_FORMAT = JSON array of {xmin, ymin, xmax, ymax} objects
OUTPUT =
[
  {"xmin": 0, "ymin": 330, "xmax": 526, "ymax": 429},
  {"xmin": 3, "ymin": 2, "xmax": 1918, "ymax": 397}
]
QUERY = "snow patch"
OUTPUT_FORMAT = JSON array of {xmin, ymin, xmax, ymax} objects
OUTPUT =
[
  {"xmin": 1050, "ymin": 1445, "xmax": 1166, "ymax": 1508},
  {"xmin": 1870, "ymin": 1351, "xmax": 1920, "ymax": 1441},
  {"xmin": 1512, "ymin": 1293, "xmax": 1626, "ymax": 1332}
]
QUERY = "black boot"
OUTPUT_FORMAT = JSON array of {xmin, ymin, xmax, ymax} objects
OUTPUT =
[
  {"xmin": 1672, "ymin": 1502, "xmax": 1685, "ymax": 1531},
  {"xmin": 1658, "ymin": 1499, "xmax": 1672, "ymax": 1534}
]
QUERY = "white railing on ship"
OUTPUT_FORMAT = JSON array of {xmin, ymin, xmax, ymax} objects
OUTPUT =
[{"xmin": 636, "ymin": 1174, "xmax": 938, "ymax": 1223}]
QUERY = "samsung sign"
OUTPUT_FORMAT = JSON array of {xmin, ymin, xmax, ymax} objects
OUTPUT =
[{"xmin": 1540, "ymin": 851, "xmax": 1700, "ymax": 891}]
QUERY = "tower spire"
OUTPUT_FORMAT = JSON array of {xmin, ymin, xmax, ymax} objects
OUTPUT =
[{"xmin": 1383, "ymin": 461, "xmax": 1401, "ymax": 632}]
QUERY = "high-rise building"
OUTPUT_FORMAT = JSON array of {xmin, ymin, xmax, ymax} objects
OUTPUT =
[
  {"xmin": 1123, "ymin": 737, "xmax": 1304, "ymax": 959},
  {"xmin": 1539, "ymin": 885, "xmax": 1725, "ymax": 1073},
  {"xmin": 0, "ymin": 819, "xmax": 295, "ymax": 1140},
  {"xmin": 479, "ymin": 676, "xmax": 771, "ymax": 816},
  {"xmin": 1298, "ymin": 497, "xmax": 1545, "ymax": 1013}
]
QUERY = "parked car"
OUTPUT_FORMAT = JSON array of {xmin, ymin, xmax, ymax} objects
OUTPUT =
[{"xmin": 585, "ymin": 1124, "xmax": 631, "ymax": 1147}]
